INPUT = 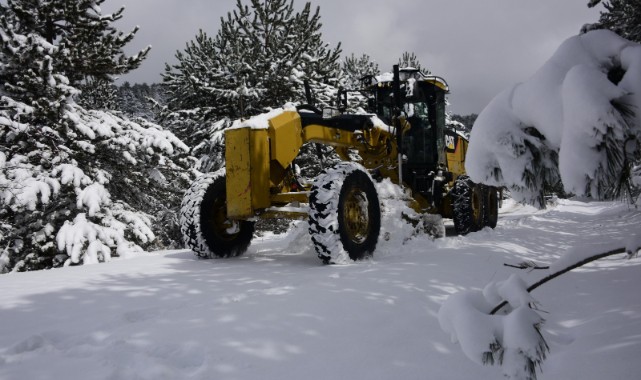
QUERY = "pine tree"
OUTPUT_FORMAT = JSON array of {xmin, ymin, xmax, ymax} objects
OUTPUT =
[
  {"xmin": 163, "ymin": 0, "xmax": 342, "ymax": 171},
  {"xmin": 586, "ymin": 1, "xmax": 641, "ymax": 202},
  {"xmin": 117, "ymin": 82, "xmax": 167, "ymax": 121},
  {"xmin": 466, "ymin": 31, "xmax": 641, "ymax": 207},
  {"xmin": 450, "ymin": 114, "xmax": 477, "ymax": 135},
  {"xmin": 5, "ymin": 0, "xmax": 149, "ymax": 109},
  {"xmin": 164, "ymin": 0, "xmax": 342, "ymax": 117},
  {"xmin": 0, "ymin": 1, "xmax": 191, "ymax": 272},
  {"xmin": 398, "ymin": 51, "xmax": 430, "ymax": 75},
  {"xmin": 342, "ymin": 53, "xmax": 380, "ymax": 90},
  {"xmin": 587, "ymin": 0, "xmax": 641, "ymax": 43},
  {"xmin": 81, "ymin": 77, "xmax": 119, "ymax": 111},
  {"xmin": 162, "ymin": 30, "xmax": 232, "ymax": 126}
]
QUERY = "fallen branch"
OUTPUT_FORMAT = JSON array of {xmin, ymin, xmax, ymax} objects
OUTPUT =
[
  {"xmin": 504, "ymin": 261, "xmax": 549, "ymax": 270},
  {"xmin": 491, "ymin": 247, "xmax": 628, "ymax": 315}
]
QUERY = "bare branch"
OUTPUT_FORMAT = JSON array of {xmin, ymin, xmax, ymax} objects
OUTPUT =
[
  {"xmin": 492, "ymin": 247, "xmax": 627, "ymax": 315},
  {"xmin": 504, "ymin": 260, "xmax": 550, "ymax": 271}
]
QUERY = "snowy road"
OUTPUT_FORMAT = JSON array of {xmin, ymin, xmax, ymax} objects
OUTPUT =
[{"xmin": 0, "ymin": 199, "xmax": 640, "ymax": 379}]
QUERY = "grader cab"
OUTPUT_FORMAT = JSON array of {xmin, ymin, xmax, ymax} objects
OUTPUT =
[{"xmin": 180, "ymin": 66, "xmax": 499, "ymax": 264}]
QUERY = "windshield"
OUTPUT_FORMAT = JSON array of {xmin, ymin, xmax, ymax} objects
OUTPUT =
[
  {"xmin": 403, "ymin": 101, "xmax": 436, "ymax": 165},
  {"xmin": 372, "ymin": 81, "xmax": 447, "ymax": 168},
  {"xmin": 404, "ymin": 102, "xmax": 429, "ymax": 121}
]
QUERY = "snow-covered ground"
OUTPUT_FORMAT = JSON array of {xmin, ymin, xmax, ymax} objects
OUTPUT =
[{"xmin": 0, "ymin": 199, "xmax": 639, "ymax": 380}]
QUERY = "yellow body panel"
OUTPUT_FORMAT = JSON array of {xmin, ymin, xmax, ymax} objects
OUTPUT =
[
  {"xmin": 303, "ymin": 125, "xmax": 358, "ymax": 147},
  {"xmin": 225, "ymin": 128, "xmax": 270, "ymax": 219},
  {"xmin": 445, "ymin": 135, "xmax": 468, "ymax": 179},
  {"xmin": 268, "ymin": 111, "xmax": 303, "ymax": 170}
]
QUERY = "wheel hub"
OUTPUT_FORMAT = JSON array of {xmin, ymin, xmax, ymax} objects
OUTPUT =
[
  {"xmin": 209, "ymin": 198, "xmax": 240, "ymax": 241},
  {"xmin": 343, "ymin": 188, "xmax": 370, "ymax": 244}
]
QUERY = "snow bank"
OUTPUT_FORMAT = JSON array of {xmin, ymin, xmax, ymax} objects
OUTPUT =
[
  {"xmin": 0, "ymin": 199, "xmax": 639, "ymax": 379},
  {"xmin": 467, "ymin": 30, "xmax": 641, "ymax": 204},
  {"xmin": 374, "ymin": 178, "xmax": 440, "ymax": 246}
]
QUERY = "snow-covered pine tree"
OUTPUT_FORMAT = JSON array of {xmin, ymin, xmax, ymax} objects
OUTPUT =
[
  {"xmin": 162, "ymin": 0, "xmax": 342, "ymax": 172},
  {"xmin": 282, "ymin": 1, "xmax": 342, "ymax": 106},
  {"xmin": 162, "ymin": 30, "xmax": 224, "ymax": 124},
  {"xmin": 398, "ymin": 51, "xmax": 430, "ymax": 75},
  {"xmin": 81, "ymin": 78, "xmax": 119, "ymax": 111},
  {"xmin": 160, "ymin": 29, "xmax": 238, "ymax": 160},
  {"xmin": 587, "ymin": 0, "xmax": 641, "ymax": 43},
  {"xmin": 117, "ymin": 82, "xmax": 167, "ymax": 121},
  {"xmin": 117, "ymin": 82, "xmax": 137, "ymax": 115},
  {"xmin": 450, "ymin": 114, "xmax": 477, "ymax": 132},
  {"xmin": 583, "ymin": 1, "xmax": 641, "ymax": 202},
  {"xmin": 446, "ymin": 113, "xmax": 469, "ymax": 139},
  {"xmin": 0, "ymin": 1, "xmax": 191, "ymax": 272},
  {"xmin": 6, "ymin": 0, "xmax": 149, "ymax": 109},
  {"xmin": 466, "ymin": 30, "xmax": 641, "ymax": 207},
  {"xmin": 342, "ymin": 53, "xmax": 380, "ymax": 90}
]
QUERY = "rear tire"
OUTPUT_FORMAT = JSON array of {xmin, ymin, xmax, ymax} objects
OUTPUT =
[
  {"xmin": 180, "ymin": 170, "xmax": 255, "ymax": 258},
  {"xmin": 484, "ymin": 187, "xmax": 499, "ymax": 229},
  {"xmin": 452, "ymin": 175, "xmax": 483, "ymax": 235},
  {"xmin": 308, "ymin": 162, "xmax": 380, "ymax": 264}
]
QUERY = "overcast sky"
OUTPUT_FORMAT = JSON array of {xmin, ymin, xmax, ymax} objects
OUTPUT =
[{"xmin": 104, "ymin": 0, "xmax": 602, "ymax": 115}]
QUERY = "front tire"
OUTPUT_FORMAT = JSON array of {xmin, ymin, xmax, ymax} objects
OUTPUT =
[
  {"xmin": 308, "ymin": 162, "xmax": 381, "ymax": 264},
  {"xmin": 180, "ymin": 170, "xmax": 255, "ymax": 258}
]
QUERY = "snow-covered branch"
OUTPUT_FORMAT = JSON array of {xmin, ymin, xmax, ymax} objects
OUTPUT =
[
  {"xmin": 466, "ymin": 30, "xmax": 641, "ymax": 206},
  {"xmin": 440, "ymin": 240, "xmax": 641, "ymax": 380}
]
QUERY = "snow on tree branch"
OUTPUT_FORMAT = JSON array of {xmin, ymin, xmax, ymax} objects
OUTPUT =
[
  {"xmin": 0, "ymin": 2, "xmax": 193, "ymax": 272},
  {"xmin": 440, "ymin": 238, "xmax": 641, "ymax": 380},
  {"xmin": 466, "ymin": 30, "xmax": 641, "ymax": 206},
  {"xmin": 439, "ymin": 273, "xmax": 548, "ymax": 380}
]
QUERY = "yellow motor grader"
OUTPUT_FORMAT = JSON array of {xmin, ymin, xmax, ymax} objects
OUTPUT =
[{"xmin": 180, "ymin": 66, "xmax": 499, "ymax": 263}]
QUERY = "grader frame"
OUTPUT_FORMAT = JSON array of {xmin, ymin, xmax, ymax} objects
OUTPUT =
[{"xmin": 180, "ymin": 66, "xmax": 499, "ymax": 263}]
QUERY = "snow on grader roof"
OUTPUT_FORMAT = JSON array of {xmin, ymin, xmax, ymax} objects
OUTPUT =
[{"xmin": 371, "ymin": 67, "xmax": 450, "ymax": 93}]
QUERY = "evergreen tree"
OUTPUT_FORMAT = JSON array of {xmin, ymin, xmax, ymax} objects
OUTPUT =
[
  {"xmin": 586, "ymin": 0, "xmax": 641, "ymax": 43},
  {"xmin": 162, "ymin": 0, "xmax": 342, "ymax": 168},
  {"xmin": 466, "ymin": 31, "xmax": 641, "ymax": 207},
  {"xmin": 586, "ymin": 1, "xmax": 641, "ymax": 202},
  {"xmin": 161, "ymin": 29, "xmax": 232, "ymax": 133},
  {"xmin": 342, "ymin": 53, "xmax": 380, "ymax": 90},
  {"xmin": 5, "ymin": 0, "xmax": 150, "ymax": 109},
  {"xmin": 81, "ymin": 77, "xmax": 119, "ymax": 111},
  {"xmin": 450, "ymin": 113, "xmax": 478, "ymax": 135},
  {"xmin": 117, "ymin": 82, "xmax": 167, "ymax": 121},
  {"xmin": 117, "ymin": 81, "xmax": 137, "ymax": 113},
  {"xmin": 398, "ymin": 51, "xmax": 430, "ymax": 75},
  {"xmin": 0, "ymin": 1, "xmax": 190, "ymax": 272}
]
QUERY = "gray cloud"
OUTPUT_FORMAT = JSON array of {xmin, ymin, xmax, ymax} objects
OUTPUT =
[{"xmin": 106, "ymin": 0, "xmax": 601, "ymax": 114}]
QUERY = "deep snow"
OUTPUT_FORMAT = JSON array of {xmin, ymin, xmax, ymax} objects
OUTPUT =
[{"xmin": 0, "ymin": 199, "xmax": 640, "ymax": 380}]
